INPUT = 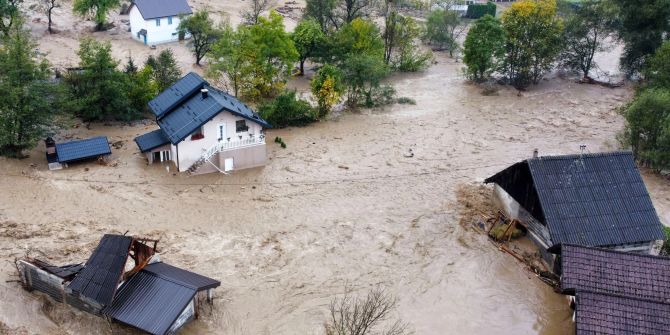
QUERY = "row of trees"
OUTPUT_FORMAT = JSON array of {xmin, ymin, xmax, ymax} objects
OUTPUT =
[{"xmin": 462, "ymin": 0, "xmax": 670, "ymax": 89}]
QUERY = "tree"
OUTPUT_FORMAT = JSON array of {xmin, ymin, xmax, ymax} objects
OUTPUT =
[
  {"xmin": 559, "ymin": 0, "xmax": 613, "ymax": 80},
  {"xmin": 311, "ymin": 64, "xmax": 344, "ymax": 117},
  {"xmin": 66, "ymin": 38, "xmax": 137, "ymax": 121},
  {"xmin": 0, "ymin": 0, "xmax": 21, "ymax": 36},
  {"xmin": 611, "ymin": 0, "xmax": 670, "ymax": 75},
  {"xmin": 292, "ymin": 18, "xmax": 324, "ymax": 75},
  {"xmin": 463, "ymin": 14, "xmax": 505, "ymax": 82},
  {"xmin": 325, "ymin": 287, "xmax": 410, "ymax": 335},
  {"xmin": 303, "ymin": 0, "xmax": 336, "ymax": 31},
  {"xmin": 335, "ymin": 0, "xmax": 373, "ymax": 27},
  {"xmin": 241, "ymin": 0, "xmax": 275, "ymax": 25},
  {"xmin": 41, "ymin": 0, "xmax": 61, "ymax": 33},
  {"xmin": 643, "ymin": 41, "xmax": 670, "ymax": 88},
  {"xmin": 208, "ymin": 23, "xmax": 247, "ymax": 97},
  {"xmin": 258, "ymin": 90, "xmax": 317, "ymax": 128},
  {"xmin": 342, "ymin": 53, "xmax": 388, "ymax": 107},
  {"xmin": 329, "ymin": 18, "xmax": 385, "ymax": 65},
  {"xmin": 0, "ymin": 21, "xmax": 59, "ymax": 157},
  {"xmin": 178, "ymin": 10, "xmax": 220, "ymax": 66},
  {"xmin": 389, "ymin": 15, "xmax": 431, "ymax": 71},
  {"xmin": 72, "ymin": 0, "xmax": 120, "ymax": 31},
  {"xmin": 145, "ymin": 49, "xmax": 181, "ymax": 92},
  {"xmin": 424, "ymin": 8, "xmax": 465, "ymax": 56},
  {"xmin": 124, "ymin": 60, "xmax": 156, "ymax": 117},
  {"xmin": 501, "ymin": 0, "xmax": 563, "ymax": 89},
  {"xmin": 620, "ymin": 88, "xmax": 670, "ymax": 170}
]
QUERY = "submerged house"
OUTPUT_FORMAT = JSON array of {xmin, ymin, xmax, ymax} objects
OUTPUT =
[
  {"xmin": 134, "ymin": 72, "xmax": 271, "ymax": 175},
  {"xmin": 556, "ymin": 244, "xmax": 670, "ymax": 334},
  {"xmin": 45, "ymin": 136, "xmax": 112, "ymax": 170},
  {"xmin": 129, "ymin": 0, "xmax": 192, "ymax": 45},
  {"xmin": 16, "ymin": 234, "xmax": 220, "ymax": 335},
  {"xmin": 485, "ymin": 151, "xmax": 665, "ymax": 266}
]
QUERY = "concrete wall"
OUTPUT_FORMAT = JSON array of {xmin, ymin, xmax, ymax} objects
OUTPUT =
[
  {"xmin": 175, "ymin": 111, "xmax": 264, "ymax": 172},
  {"xmin": 129, "ymin": 6, "xmax": 189, "ymax": 45}
]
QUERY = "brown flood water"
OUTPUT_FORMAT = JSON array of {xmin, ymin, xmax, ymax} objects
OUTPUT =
[{"xmin": 1, "ymin": 50, "xmax": 668, "ymax": 335}]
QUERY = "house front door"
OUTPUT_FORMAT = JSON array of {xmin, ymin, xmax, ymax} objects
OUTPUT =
[
  {"xmin": 218, "ymin": 123, "xmax": 226, "ymax": 141},
  {"xmin": 143, "ymin": 34, "xmax": 147, "ymax": 45}
]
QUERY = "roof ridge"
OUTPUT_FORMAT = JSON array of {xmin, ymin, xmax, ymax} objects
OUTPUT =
[
  {"xmin": 142, "ymin": 265, "xmax": 199, "ymax": 290},
  {"xmin": 528, "ymin": 150, "xmax": 633, "ymax": 162}
]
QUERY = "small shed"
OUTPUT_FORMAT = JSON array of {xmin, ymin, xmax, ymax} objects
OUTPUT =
[
  {"xmin": 556, "ymin": 244, "xmax": 670, "ymax": 335},
  {"xmin": 45, "ymin": 136, "xmax": 112, "ymax": 170},
  {"xmin": 485, "ymin": 151, "xmax": 665, "ymax": 267}
]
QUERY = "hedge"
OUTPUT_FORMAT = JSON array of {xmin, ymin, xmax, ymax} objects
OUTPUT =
[{"xmin": 466, "ymin": 2, "xmax": 496, "ymax": 19}]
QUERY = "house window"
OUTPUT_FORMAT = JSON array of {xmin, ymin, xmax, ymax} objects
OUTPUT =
[
  {"xmin": 191, "ymin": 126, "xmax": 204, "ymax": 140},
  {"xmin": 155, "ymin": 18, "xmax": 161, "ymax": 26},
  {"xmin": 236, "ymin": 120, "xmax": 249, "ymax": 133},
  {"xmin": 168, "ymin": 16, "xmax": 173, "ymax": 25}
]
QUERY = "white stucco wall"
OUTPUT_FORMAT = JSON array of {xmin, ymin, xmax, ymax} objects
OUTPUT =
[
  {"xmin": 173, "ymin": 111, "xmax": 264, "ymax": 172},
  {"xmin": 128, "ymin": 6, "xmax": 189, "ymax": 45}
]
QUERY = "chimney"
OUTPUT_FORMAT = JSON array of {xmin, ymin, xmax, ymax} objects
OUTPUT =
[
  {"xmin": 532, "ymin": 148, "xmax": 538, "ymax": 158},
  {"xmin": 201, "ymin": 88, "xmax": 209, "ymax": 99}
]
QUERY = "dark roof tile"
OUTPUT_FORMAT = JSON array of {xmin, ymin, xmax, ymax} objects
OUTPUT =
[
  {"xmin": 55, "ymin": 136, "xmax": 111, "ymax": 163},
  {"xmin": 134, "ymin": 128, "xmax": 170, "ymax": 152},
  {"xmin": 131, "ymin": 0, "xmax": 192, "ymax": 20}
]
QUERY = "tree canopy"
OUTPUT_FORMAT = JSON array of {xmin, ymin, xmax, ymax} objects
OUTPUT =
[
  {"xmin": 72, "ymin": 0, "xmax": 119, "ymax": 31},
  {"xmin": 292, "ymin": 18, "xmax": 325, "ymax": 75},
  {"xmin": 463, "ymin": 14, "xmax": 506, "ymax": 82},
  {"xmin": 178, "ymin": 10, "xmax": 220, "ymax": 66}
]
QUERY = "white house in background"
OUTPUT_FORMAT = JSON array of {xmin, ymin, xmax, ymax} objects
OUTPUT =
[
  {"xmin": 134, "ymin": 72, "xmax": 271, "ymax": 175},
  {"xmin": 128, "ymin": 0, "xmax": 192, "ymax": 45}
]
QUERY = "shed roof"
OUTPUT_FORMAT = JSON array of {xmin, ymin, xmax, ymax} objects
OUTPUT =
[
  {"xmin": 559, "ymin": 244, "xmax": 670, "ymax": 303},
  {"xmin": 574, "ymin": 291, "xmax": 670, "ymax": 335},
  {"xmin": 134, "ymin": 129, "xmax": 170, "ymax": 153},
  {"xmin": 103, "ymin": 262, "xmax": 219, "ymax": 335},
  {"xmin": 67, "ymin": 234, "xmax": 132, "ymax": 306},
  {"xmin": 55, "ymin": 136, "xmax": 111, "ymax": 163},
  {"xmin": 485, "ymin": 151, "xmax": 665, "ymax": 247},
  {"xmin": 131, "ymin": 0, "xmax": 192, "ymax": 20}
]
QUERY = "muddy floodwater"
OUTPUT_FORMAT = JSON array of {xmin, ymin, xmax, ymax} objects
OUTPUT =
[{"xmin": 2, "ymin": 50, "xmax": 670, "ymax": 335}]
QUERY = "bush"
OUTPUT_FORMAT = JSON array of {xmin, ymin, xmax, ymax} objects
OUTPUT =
[
  {"xmin": 367, "ymin": 85, "xmax": 396, "ymax": 108},
  {"xmin": 466, "ymin": 2, "xmax": 496, "ymax": 19},
  {"xmin": 396, "ymin": 96, "xmax": 416, "ymax": 105},
  {"xmin": 620, "ymin": 88, "xmax": 670, "ymax": 170},
  {"xmin": 662, "ymin": 226, "xmax": 670, "ymax": 255},
  {"xmin": 259, "ymin": 90, "xmax": 317, "ymax": 128}
]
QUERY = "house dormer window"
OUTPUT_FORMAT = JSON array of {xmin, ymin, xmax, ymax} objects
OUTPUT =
[
  {"xmin": 236, "ymin": 120, "xmax": 248, "ymax": 133},
  {"xmin": 168, "ymin": 16, "xmax": 173, "ymax": 25},
  {"xmin": 155, "ymin": 18, "xmax": 161, "ymax": 26},
  {"xmin": 191, "ymin": 126, "xmax": 204, "ymax": 140}
]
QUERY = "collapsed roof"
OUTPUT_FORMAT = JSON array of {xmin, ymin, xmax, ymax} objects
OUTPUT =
[{"xmin": 485, "ymin": 151, "xmax": 665, "ymax": 248}]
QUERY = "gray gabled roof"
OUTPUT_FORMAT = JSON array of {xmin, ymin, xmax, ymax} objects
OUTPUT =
[
  {"xmin": 131, "ymin": 0, "xmax": 192, "ymax": 20},
  {"xmin": 55, "ymin": 136, "xmax": 111, "ymax": 163},
  {"xmin": 485, "ymin": 151, "xmax": 665, "ymax": 247},
  {"xmin": 134, "ymin": 128, "xmax": 170, "ymax": 153},
  {"xmin": 142, "ymin": 72, "xmax": 270, "ymax": 146}
]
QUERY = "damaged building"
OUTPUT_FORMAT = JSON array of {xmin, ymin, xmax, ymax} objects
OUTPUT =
[{"xmin": 15, "ymin": 234, "xmax": 220, "ymax": 335}]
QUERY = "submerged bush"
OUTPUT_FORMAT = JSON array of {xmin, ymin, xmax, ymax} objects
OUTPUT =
[{"xmin": 259, "ymin": 90, "xmax": 317, "ymax": 128}]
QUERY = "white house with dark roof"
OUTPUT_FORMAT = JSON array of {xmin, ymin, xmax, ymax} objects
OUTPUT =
[
  {"xmin": 128, "ymin": 0, "xmax": 192, "ymax": 45},
  {"xmin": 134, "ymin": 72, "xmax": 271, "ymax": 175}
]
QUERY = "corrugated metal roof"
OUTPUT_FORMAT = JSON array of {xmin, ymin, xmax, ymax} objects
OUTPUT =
[
  {"xmin": 55, "ymin": 136, "xmax": 111, "ymax": 163},
  {"xmin": 148, "ymin": 72, "xmax": 206, "ymax": 119},
  {"xmin": 150, "ymin": 72, "xmax": 271, "ymax": 145},
  {"xmin": 574, "ymin": 291, "xmax": 670, "ymax": 335},
  {"xmin": 104, "ymin": 269, "xmax": 196, "ymax": 335},
  {"xmin": 143, "ymin": 262, "xmax": 220, "ymax": 291},
  {"xmin": 131, "ymin": 0, "xmax": 192, "ymax": 20},
  {"xmin": 560, "ymin": 244, "xmax": 670, "ymax": 303},
  {"xmin": 134, "ymin": 128, "xmax": 170, "ymax": 152},
  {"xmin": 68, "ymin": 234, "xmax": 132, "ymax": 306},
  {"xmin": 485, "ymin": 151, "xmax": 665, "ymax": 247}
]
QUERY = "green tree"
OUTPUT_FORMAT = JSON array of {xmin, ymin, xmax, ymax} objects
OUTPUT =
[
  {"xmin": 292, "ymin": 18, "xmax": 324, "ymax": 75},
  {"xmin": 145, "ymin": 49, "xmax": 182, "ymax": 92},
  {"xmin": 329, "ymin": 18, "xmax": 384, "ymax": 65},
  {"xmin": 178, "ymin": 10, "xmax": 220, "ymax": 66},
  {"xmin": 620, "ymin": 88, "xmax": 670, "ymax": 170},
  {"xmin": 0, "ymin": 0, "xmax": 21, "ymax": 36},
  {"xmin": 463, "ymin": 14, "xmax": 505, "ymax": 82},
  {"xmin": 611, "ymin": 0, "xmax": 670, "ymax": 75},
  {"xmin": 424, "ymin": 8, "xmax": 465, "ymax": 56},
  {"xmin": 208, "ymin": 23, "xmax": 247, "ymax": 97},
  {"xmin": 559, "ymin": 0, "xmax": 613, "ymax": 80},
  {"xmin": 501, "ymin": 0, "xmax": 563, "ymax": 89},
  {"xmin": 124, "ymin": 63, "xmax": 156, "ymax": 117},
  {"xmin": 67, "ymin": 38, "xmax": 139, "ymax": 121},
  {"xmin": 0, "ymin": 21, "xmax": 59, "ymax": 157},
  {"xmin": 643, "ymin": 41, "xmax": 670, "ymax": 88},
  {"xmin": 342, "ymin": 53, "xmax": 388, "ymax": 107},
  {"xmin": 303, "ymin": 0, "xmax": 336, "ymax": 31},
  {"xmin": 72, "ymin": 0, "xmax": 119, "ymax": 31},
  {"xmin": 258, "ymin": 90, "xmax": 317, "ymax": 128},
  {"xmin": 390, "ymin": 15, "xmax": 431, "ymax": 71},
  {"xmin": 311, "ymin": 64, "xmax": 344, "ymax": 117}
]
